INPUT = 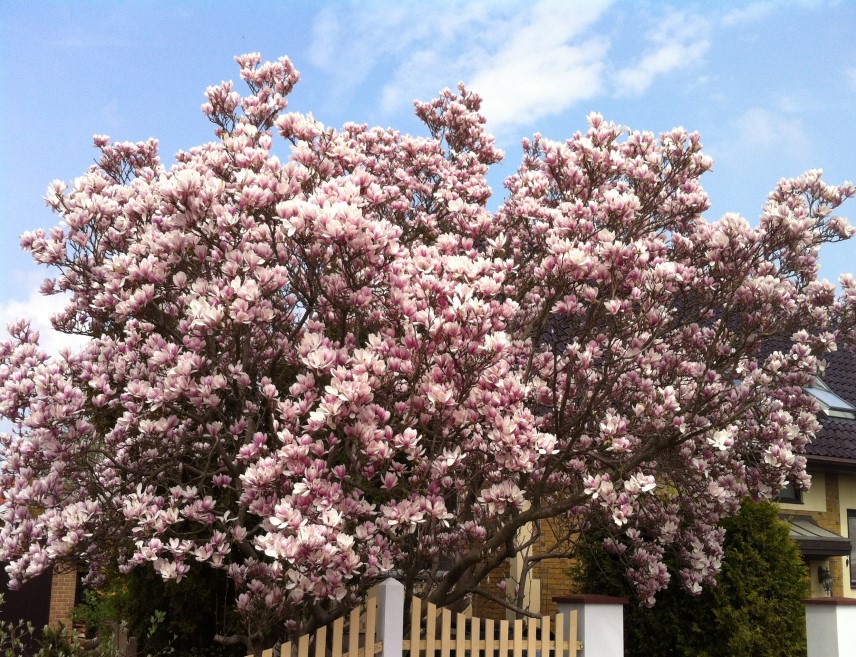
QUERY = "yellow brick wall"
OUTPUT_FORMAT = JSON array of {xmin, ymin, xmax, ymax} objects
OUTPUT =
[
  {"xmin": 782, "ymin": 472, "xmax": 848, "ymax": 597},
  {"xmin": 476, "ymin": 469, "xmax": 856, "ymax": 614},
  {"xmin": 821, "ymin": 473, "xmax": 847, "ymax": 597},
  {"xmin": 472, "ymin": 562, "xmax": 511, "ymax": 619},
  {"xmin": 835, "ymin": 473, "xmax": 856, "ymax": 598},
  {"xmin": 532, "ymin": 520, "xmax": 578, "ymax": 617},
  {"xmin": 471, "ymin": 519, "xmax": 580, "ymax": 619}
]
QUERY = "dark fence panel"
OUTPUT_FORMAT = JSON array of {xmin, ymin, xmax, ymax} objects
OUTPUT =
[{"xmin": 0, "ymin": 568, "xmax": 52, "ymax": 655}]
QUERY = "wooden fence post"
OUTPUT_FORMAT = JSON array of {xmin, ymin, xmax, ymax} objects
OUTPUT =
[{"xmin": 377, "ymin": 578, "xmax": 405, "ymax": 657}]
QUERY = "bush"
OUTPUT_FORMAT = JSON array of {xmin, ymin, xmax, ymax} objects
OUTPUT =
[
  {"xmin": 0, "ymin": 598, "xmax": 34, "ymax": 657},
  {"xmin": 117, "ymin": 567, "xmax": 242, "ymax": 657},
  {"xmin": 0, "ymin": 594, "xmax": 80, "ymax": 657},
  {"xmin": 34, "ymin": 623, "xmax": 82, "ymax": 657},
  {"xmin": 572, "ymin": 500, "xmax": 808, "ymax": 657},
  {"xmin": 73, "ymin": 567, "xmax": 243, "ymax": 657}
]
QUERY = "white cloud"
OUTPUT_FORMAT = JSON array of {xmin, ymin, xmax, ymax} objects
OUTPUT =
[
  {"xmin": 612, "ymin": 10, "xmax": 711, "ymax": 97},
  {"xmin": 380, "ymin": 48, "xmax": 445, "ymax": 113},
  {"xmin": 0, "ymin": 283, "xmax": 89, "ymax": 356},
  {"xmin": 307, "ymin": 6, "xmax": 339, "ymax": 70},
  {"xmin": 308, "ymin": 1, "xmax": 494, "ymax": 105},
  {"xmin": 308, "ymin": 1, "xmax": 826, "ymax": 141},
  {"xmin": 708, "ymin": 106, "xmax": 813, "ymax": 172},
  {"xmin": 308, "ymin": 0, "xmax": 613, "ymax": 134},
  {"xmin": 467, "ymin": 0, "xmax": 611, "ymax": 133},
  {"xmin": 101, "ymin": 97, "xmax": 122, "ymax": 124},
  {"xmin": 720, "ymin": 1, "xmax": 778, "ymax": 27},
  {"xmin": 735, "ymin": 107, "xmax": 810, "ymax": 153}
]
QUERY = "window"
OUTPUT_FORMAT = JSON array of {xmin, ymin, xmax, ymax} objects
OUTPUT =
[
  {"xmin": 805, "ymin": 378, "xmax": 856, "ymax": 419},
  {"xmin": 849, "ymin": 510, "xmax": 856, "ymax": 586},
  {"xmin": 778, "ymin": 480, "xmax": 802, "ymax": 504}
]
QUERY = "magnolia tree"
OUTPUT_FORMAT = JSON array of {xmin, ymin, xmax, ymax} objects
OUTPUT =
[{"xmin": 1, "ymin": 53, "xmax": 854, "ymax": 652}]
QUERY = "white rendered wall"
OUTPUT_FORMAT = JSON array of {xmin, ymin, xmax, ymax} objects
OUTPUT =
[
  {"xmin": 780, "ymin": 470, "xmax": 827, "ymax": 513},
  {"xmin": 556, "ymin": 597, "xmax": 624, "ymax": 657},
  {"xmin": 805, "ymin": 599, "xmax": 856, "ymax": 657}
]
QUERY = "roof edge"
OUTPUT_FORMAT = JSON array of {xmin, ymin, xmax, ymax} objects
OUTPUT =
[{"xmin": 806, "ymin": 455, "xmax": 856, "ymax": 473}]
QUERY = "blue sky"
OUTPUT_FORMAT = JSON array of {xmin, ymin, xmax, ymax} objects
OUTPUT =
[{"xmin": 1, "ymin": 0, "xmax": 855, "ymax": 352}]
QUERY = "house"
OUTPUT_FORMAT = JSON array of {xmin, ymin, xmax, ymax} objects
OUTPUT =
[
  {"xmin": 0, "ymin": 566, "xmax": 78, "ymax": 630},
  {"xmin": 472, "ymin": 346, "xmax": 856, "ymax": 618},
  {"xmin": 0, "ymin": 498, "xmax": 79, "ymax": 632},
  {"xmin": 780, "ymin": 346, "xmax": 856, "ymax": 598}
]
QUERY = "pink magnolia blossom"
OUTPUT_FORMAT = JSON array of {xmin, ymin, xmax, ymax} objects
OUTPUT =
[{"xmin": 1, "ymin": 53, "xmax": 854, "ymax": 652}]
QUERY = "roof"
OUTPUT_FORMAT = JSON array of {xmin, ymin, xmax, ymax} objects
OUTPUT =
[
  {"xmin": 809, "ymin": 418, "xmax": 856, "ymax": 461},
  {"xmin": 821, "ymin": 348, "xmax": 856, "ymax": 406},
  {"xmin": 784, "ymin": 515, "xmax": 852, "ymax": 557},
  {"xmin": 807, "ymin": 348, "xmax": 856, "ymax": 461}
]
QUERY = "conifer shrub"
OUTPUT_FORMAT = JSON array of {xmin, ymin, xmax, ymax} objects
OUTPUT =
[{"xmin": 572, "ymin": 500, "xmax": 808, "ymax": 657}]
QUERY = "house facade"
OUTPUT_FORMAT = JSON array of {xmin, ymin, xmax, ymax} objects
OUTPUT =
[
  {"xmin": 0, "ymin": 567, "xmax": 78, "ymax": 629},
  {"xmin": 780, "ymin": 347, "xmax": 856, "ymax": 598},
  {"xmin": 474, "ymin": 347, "xmax": 856, "ymax": 617}
]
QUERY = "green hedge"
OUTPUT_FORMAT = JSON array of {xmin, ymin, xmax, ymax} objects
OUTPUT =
[
  {"xmin": 572, "ymin": 501, "xmax": 808, "ymax": 657},
  {"xmin": 74, "ymin": 566, "xmax": 244, "ymax": 657}
]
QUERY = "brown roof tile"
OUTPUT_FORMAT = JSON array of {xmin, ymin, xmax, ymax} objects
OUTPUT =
[
  {"xmin": 810, "ymin": 418, "xmax": 856, "ymax": 459},
  {"xmin": 808, "ymin": 349, "xmax": 856, "ymax": 460}
]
